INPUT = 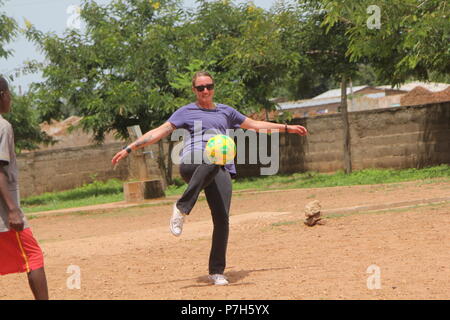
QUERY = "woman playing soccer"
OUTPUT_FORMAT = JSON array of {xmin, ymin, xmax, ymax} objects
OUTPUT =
[{"xmin": 112, "ymin": 71, "xmax": 307, "ymax": 285}]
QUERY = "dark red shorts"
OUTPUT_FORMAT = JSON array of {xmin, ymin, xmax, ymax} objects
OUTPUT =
[{"xmin": 0, "ymin": 228, "xmax": 44, "ymax": 275}]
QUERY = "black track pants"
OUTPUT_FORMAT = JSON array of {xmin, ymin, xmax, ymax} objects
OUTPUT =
[{"xmin": 177, "ymin": 163, "xmax": 232, "ymax": 275}]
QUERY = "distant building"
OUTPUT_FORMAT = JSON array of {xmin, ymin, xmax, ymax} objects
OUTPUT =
[
  {"xmin": 273, "ymin": 82, "xmax": 450, "ymax": 119},
  {"xmin": 35, "ymin": 116, "xmax": 121, "ymax": 151}
]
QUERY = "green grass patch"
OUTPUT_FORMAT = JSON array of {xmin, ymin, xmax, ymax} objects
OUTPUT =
[
  {"xmin": 22, "ymin": 179, "xmax": 124, "ymax": 213},
  {"xmin": 157, "ymin": 165, "xmax": 450, "ymax": 195},
  {"xmin": 23, "ymin": 179, "xmax": 123, "ymax": 206},
  {"xmin": 232, "ymin": 164, "xmax": 450, "ymax": 191},
  {"xmin": 23, "ymin": 193, "xmax": 124, "ymax": 214},
  {"xmin": 34, "ymin": 200, "xmax": 176, "ymax": 220}
]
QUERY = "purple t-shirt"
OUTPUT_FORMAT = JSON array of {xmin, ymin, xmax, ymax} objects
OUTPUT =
[{"xmin": 168, "ymin": 102, "xmax": 247, "ymax": 176}]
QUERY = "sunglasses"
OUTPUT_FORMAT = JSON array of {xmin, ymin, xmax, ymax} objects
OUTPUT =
[{"xmin": 194, "ymin": 84, "xmax": 214, "ymax": 92}]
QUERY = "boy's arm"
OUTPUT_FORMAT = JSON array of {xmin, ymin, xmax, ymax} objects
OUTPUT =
[{"xmin": 0, "ymin": 161, "xmax": 23, "ymax": 231}]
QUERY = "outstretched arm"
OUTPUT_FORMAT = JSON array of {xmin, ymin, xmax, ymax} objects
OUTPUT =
[
  {"xmin": 111, "ymin": 122, "xmax": 175, "ymax": 165},
  {"xmin": 240, "ymin": 117, "xmax": 308, "ymax": 136}
]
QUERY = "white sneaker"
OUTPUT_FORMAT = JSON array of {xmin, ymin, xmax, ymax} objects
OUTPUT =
[
  {"xmin": 208, "ymin": 274, "xmax": 229, "ymax": 285},
  {"xmin": 170, "ymin": 203, "xmax": 185, "ymax": 236}
]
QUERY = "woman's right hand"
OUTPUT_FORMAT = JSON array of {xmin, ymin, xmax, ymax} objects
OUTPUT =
[{"xmin": 111, "ymin": 149, "xmax": 130, "ymax": 166}]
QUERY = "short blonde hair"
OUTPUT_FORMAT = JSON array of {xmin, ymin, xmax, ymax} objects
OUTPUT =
[{"xmin": 192, "ymin": 71, "xmax": 214, "ymax": 87}]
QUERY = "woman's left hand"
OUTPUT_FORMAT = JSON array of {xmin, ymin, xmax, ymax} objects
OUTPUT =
[{"xmin": 287, "ymin": 125, "xmax": 308, "ymax": 136}]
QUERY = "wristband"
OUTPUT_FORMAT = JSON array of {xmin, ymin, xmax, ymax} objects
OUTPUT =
[
  {"xmin": 123, "ymin": 146, "xmax": 132, "ymax": 153},
  {"xmin": 285, "ymin": 124, "xmax": 288, "ymax": 133}
]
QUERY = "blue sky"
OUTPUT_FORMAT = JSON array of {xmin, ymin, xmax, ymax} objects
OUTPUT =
[{"xmin": 1, "ymin": 0, "xmax": 277, "ymax": 92}]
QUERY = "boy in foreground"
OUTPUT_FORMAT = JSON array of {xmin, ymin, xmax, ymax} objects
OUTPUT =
[{"xmin": 0, "ymin": 76, "xmax": 48, "ymax": 300}]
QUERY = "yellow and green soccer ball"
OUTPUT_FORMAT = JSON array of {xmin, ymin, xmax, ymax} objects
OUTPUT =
[{"xmin": 205, "ymin": 134, "xmax": 236, "ymax": 165}]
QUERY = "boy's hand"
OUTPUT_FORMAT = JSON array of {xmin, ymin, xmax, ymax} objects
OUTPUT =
[{"xmin": 8, "ymin": 207, "xmax": 24, "ymax": 231}]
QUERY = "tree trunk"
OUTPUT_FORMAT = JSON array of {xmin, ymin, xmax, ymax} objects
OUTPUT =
[{"xmin": 341, "ymin": 76, "xmax": 352, "ymax": 174}]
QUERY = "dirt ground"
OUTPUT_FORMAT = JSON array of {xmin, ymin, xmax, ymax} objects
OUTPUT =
[{"xmin": 1, "ymin": 179, "xmax": 450, "ymax": 300}]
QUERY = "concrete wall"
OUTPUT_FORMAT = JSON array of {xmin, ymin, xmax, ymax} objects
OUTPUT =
[
  {"xmin": 280, "ymin": 102, "xmax": 450, "ymax": 173},
  {"xmin": 234, "ymin": 101, "xmax": 450, "ymax": 177},
  {"xmin": 349, "ymin": 102, "xmax": 450, "ymax": 170},
  {"xmin": 18, "ymin": 142, "xmax": 130, "ymax": 198},
  {"xmin": 348, "ymin": 94, "xmax": 403, "ymax": 112},
  {"xmin": 17, "ymin": 140, "xmax": 181, "ymax": 198},
  {"xmin": 17, "ymin": 102, "xmax": 450, "ymax": 197}
]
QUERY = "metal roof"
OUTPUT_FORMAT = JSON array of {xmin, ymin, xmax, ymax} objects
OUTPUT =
[
  {"xmin": 312, "ymin": 85, "xmax": 370, "ymax": 99},
  {"xmin": 377, "ymin": 82, "xmax": 450, "ymax": 92},
  {"xmin": 276, "ymin": 82, "xmax": 449, "ymax": 111},
  {"xmin": 278, "ymin": 97, "xmax": 340, "ymax": 110}
]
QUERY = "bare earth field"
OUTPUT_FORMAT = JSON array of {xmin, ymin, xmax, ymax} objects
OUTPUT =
[{"xmin": 1, "ymin": 179, "xmax": 450, "ymax": 300}]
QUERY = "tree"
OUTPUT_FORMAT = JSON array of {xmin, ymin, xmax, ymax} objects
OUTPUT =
[
  {"xmin": 169, "ymin": 0, "xmax": 302, "ymax": 118},
  {"xmin": 320, "ymin": 0, "xmax": 449, "ymax": 172},
  {"xmin": 275, "ymin": 0, "xmax": 362, "ymax": 173},
  {"xmin": 25, "ymin": 0, "xmax": 188, "ymax": 186},
  {"xmin": 3, "ymin": 91, "xmax": 53, "ymax": 153},
  {"xmin": 220, "ymin": 2, "xmax": 301, "ymax": 120},
  {"xmin": 26, "ymin": 0, "xmax": 186, "ymax": 140},
  {"xmin": 0, "ymin": 0, "xmax": 17, "ymax": 60},
  {"xmin": 24, "ymin": 0, "xmax": 310, "ymax": 183},
  {"xmin": 1, "ymin": 2, "xmax": 52, "ymax": 152},
  {"xmin": 322, "ymin": 0, "xmax": 450, "ymax": 86},
  {"xmin": 168, "ymin": 0, "xmax": 278, "ymax": 117}
]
